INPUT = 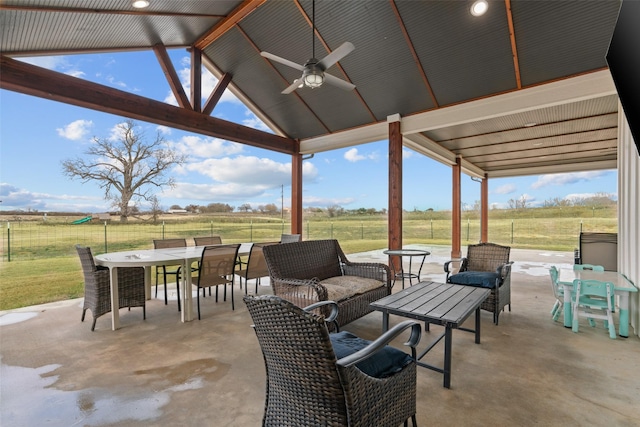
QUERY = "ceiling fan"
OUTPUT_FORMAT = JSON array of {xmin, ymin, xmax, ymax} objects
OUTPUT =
[{"xmin": 260, "ymin": 0, "xmax": 355, "ymax": 94}]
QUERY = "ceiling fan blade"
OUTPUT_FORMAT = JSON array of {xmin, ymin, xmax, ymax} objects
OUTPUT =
[
  {"xmin": 323, "ymin": 73, "xmax": 356, "ymax": 91},
  {"xmin": 282, "ymin": 78, "xmax": 303, "ymax": 94},
  {"xmin": 261, "ymin": 51, "xmax": 305, "ymax": 71},
  {"xmin": 317, "ymin": 42, "xmax": 355, "ymax": 71}
]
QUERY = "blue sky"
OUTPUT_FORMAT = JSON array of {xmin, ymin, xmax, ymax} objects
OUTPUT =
[{"xmin": 0, "ymin": 49, "xmax": 617, "ymax": 213}]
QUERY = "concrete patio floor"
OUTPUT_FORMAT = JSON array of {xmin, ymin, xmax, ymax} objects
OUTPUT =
[{"xmin": 1, "ymin": 246, "xmax": 639, "ymax": 426}]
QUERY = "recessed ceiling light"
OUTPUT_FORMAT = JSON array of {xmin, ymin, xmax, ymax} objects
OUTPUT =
[
  {"xmin": 470, "ymin": 0, "xmax": 488, "ymax": 17},
  {"xmin": 132, "ymin": 0, "xmax": 149, "ymax": 8}
]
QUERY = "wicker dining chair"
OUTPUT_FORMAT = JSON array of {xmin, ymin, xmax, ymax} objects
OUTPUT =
[
  {"xmin": 193, "ymin": 235, "xmax": 222, "ymax": 246},
  {"xmin": 192, "ymin": 244, "xmax": 240, "ymax": 319},
  {"xmin": 76, "ymin": 245, "xmax": 146, "ymax": 331},
  {"xmin": 244, "ymin": 294, "xmax": 421, "ymax": 427},
  {"xmin": 153, "ymin": 238, "xmax": 186, "ymax": 311},
  {"xmin": 444, "ymin": 242, "xmax": 513, "ymax": 325},
  {"xmin": 235, "ymin": 242, "xmax": 279, "ymax": 295}
]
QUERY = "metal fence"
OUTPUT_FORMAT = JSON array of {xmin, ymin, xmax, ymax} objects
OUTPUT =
[{"xmin": 0, "ymin": 216, "xmax": 617, "ymax": 262}]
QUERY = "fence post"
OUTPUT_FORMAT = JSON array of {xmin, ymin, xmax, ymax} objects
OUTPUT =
[
  {"xmin": 210, "ymin": 221, "xmax": 213, "ymax": 236},
  {"xmin": 511, "ymin": 219, "xmax": 514, "ymax": 244},
  {"xmin": 6, "ymin": 222, "xmax": 10, "ymax": 262},
  {"xmin": 307, "ymin": 220, "xmax": 310, "ymax": 239},
  {"xmin": 466, "ymin": 218, "xmax": 470, "ymax": 241},
  {"xmin": 162, "ymin": 221, "xmax": 165, "ymax": 239},
  {"xmin": 104, "ymin": 221, "xmax": 108, "ymax": 253},
  {"xmin": 361, "ymin": 221, "xmax": 364, "ymax": 239},
  {"xmin": 331, "ymin": 222, "xmax": 333, "ymax": 239},
  {"xmin": 430, "ymin": 219, "xmax": 433, "ymax": 239},
  {"xmin": 250, "ymin": 220, "xmax": 253, "ymax": 242}
]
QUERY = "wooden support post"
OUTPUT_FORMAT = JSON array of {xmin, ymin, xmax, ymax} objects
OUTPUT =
[
  {"xmin": 481, "ymin": 173, "xmax": 489, "ymax": 242},
  {"xmin": 451, "ymin": 157, "xmax": 462, "ymax": 259},
  {"xmin": 291, "ymin": 151, "xmax": 303, "ymax": 235},
  {"xmin": 388, "ymin": 115, "xmax": 403, "ymax": 272}
]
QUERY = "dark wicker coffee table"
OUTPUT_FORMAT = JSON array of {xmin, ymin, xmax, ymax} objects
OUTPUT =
[{"xmin": 371, "ymin": 281, "xmax": 490, "ymax": 388}]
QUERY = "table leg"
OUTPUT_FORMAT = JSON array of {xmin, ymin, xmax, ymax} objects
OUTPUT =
[
  {"xmin": 618, "ymin": 291, "xmax": 630, "ymax": 337},
  {"xmin": 382, "ymin": 312, "xmax": 389, "ymax": 332},
  {"xmin": 475, "ymin": 307, "xmax": 481, "ymax": 344},
  {"xmin": 144, "ymin": 266, "xmax": 152, "ymax": 300},
  {"xmin": 109, "ymin": 266, "xmax": 120, "ymax": 331},
  {"xmin": 563, "ymin": 284, "xmax": 572, "ymax": 328},
  {"xmin": 443, "ymin": 327, "xmax": 452, "ymax": 389},
  {"xmin": 181, "ymin": 260, "xmax": 193, "ymax": 322}
]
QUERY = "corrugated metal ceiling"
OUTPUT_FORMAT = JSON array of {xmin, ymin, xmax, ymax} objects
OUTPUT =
[{"xmin": 0, "ymin": 0, "xmax": 623, "ymax": 177}]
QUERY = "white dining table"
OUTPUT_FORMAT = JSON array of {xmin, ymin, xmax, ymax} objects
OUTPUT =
[
  {"xmin": 94, "ymin": 243, "xmax": 253, "ymax": 330},
  {"xmin": 558, "ymin": 268, "xmax": 638, "ymax": 337}
]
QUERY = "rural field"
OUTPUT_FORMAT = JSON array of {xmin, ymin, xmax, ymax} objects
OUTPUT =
[{"xmin": 0, "ymin": 206, "xmax": 617, "ymax": 310}]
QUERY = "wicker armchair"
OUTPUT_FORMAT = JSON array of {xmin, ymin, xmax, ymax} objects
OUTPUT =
[
  {"xmin": 76, "ymin": 245, "xmax": 146, "ymax": 331},
  {"xmin": 263, "ymin": 239, "xmax": 392, "ymax": 328},
  {"xmin": 244, "ymin": 295, "xmax": 421, "ymax": 427},
  {"xmin": 444, "ymin": 242, "xmax": 513, "ymax": 325}
]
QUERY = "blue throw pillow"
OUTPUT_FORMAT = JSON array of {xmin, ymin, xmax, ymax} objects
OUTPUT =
[
  {"xmin": 449, "ymin": 271, "xmax": 500, "ymax": 289},
  {"xmin": 330, "ymin": 331, "xmax": 412, "ymax": 378}
]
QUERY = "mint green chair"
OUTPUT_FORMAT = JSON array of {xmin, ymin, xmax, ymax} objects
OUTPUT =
[
  {"xmin": 571, "ymin": 279, "xmax": 616, "ymax": 339},
  {"xmin": 573, "ymin": 264, "xmax": 605, "ymax": 271},
  {"xmin": 549, "ymin": 266, "xmax": 563, "ymax": 321}
]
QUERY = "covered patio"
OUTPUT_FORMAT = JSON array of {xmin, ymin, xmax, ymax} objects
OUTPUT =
[
  {"xmin": 2, "ymin": 2, "xmax": 638, "ymax": 336},
  {"xmin": 1, "ymin": 247, "xmax": 639, "ymax": 425}
]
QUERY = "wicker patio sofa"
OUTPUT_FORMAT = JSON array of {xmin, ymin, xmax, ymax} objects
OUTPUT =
[{"xmin": 263, "ymin": 239, "xmax": 392, "ymax": 328}]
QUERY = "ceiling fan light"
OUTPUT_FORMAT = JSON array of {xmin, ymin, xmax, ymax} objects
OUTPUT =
[
  {"xmin": 470, "ymin": 0, "xmax": 488, "ymax": 16},
  {"xmin": 303, "ymin": 69, "xmax": 324, "ymax": 88}
]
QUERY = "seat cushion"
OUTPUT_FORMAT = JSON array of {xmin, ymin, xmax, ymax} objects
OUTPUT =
[
  {"xmin": 320, "ymin": 275, "xmax": 384, "ymax": 302},
  {"xmin": 330, "ymin": 331, "xmax": 413, "ymax": 378},
  {"xmin": 449, "ymin": 271, "xmax": 500, "ymax": 289}
]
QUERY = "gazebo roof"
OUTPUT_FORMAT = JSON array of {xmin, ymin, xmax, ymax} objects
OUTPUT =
[{"xmin": 0, "ymin": 0, "xmax": 622, "ymax": 178}]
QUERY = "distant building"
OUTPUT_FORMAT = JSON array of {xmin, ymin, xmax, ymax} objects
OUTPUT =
[{"xmin": 167, "ymin": 209, "xmax": 188, "ymax": 214}]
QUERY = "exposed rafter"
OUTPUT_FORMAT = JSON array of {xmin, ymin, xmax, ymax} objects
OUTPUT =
[
  {"xmin": 203, "ymin": 72, "xmax": 233, "ymax": 116},
  {"xmin": 0, "ymin": 55, "xmax": 297, "ymax": 155},
  {"xmin": 153, "ymin": 44, "xmax": 192, "ymax": 110},
  {"xmin": 194, "ymin": 0, "xmax": 267, "ymax": 50}
]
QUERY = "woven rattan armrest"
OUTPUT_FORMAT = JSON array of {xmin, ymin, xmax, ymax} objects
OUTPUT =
[
  {"xmin": 304, "ymin": 300, "xmax": 340, "ymax": 331},
  {"xmin": 342, "ymin": 262, "xmax": 391, "ymax": 285},
  {"xmin": 336, "ymin": 320, "xmax": 421, "ymax": 368}
]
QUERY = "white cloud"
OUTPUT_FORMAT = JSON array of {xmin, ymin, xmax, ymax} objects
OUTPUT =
[
  {"xmin": 531, "ymin": 171, "xmax": 609, "ymax": 189},
  {"xmin": 242, "ymin": 111, "xmax": 271, "ymax": 132},
  {"xmin": 19, "ymin": 56, "xmax": 68, "ymax": 70},
  {"xmin": 173, "ymin": 135, "xmax": 243, "ymax": 159},
  {"xmin": 303, "ymin": 195, "xmax": 356, "ymax": 208},
  {"xmin": 165, "ymin": 182, "xmax": 267, "ymax": 201},
  {"xmin": 157, "ymin": 125, "xmax": 172, "ymax": 135},
  {"xmin": 494, "ymin": 184, "xmax": 517, "ymax": 195},
  {"xmin": 56, "ymin": 120, "xmax": 93, "ymax": 140},
  {"xmin": 186, "ymin": 155, "xmax": 318, "ymax": 185},
  {"xmin": 403, "ymin": 149, "xmax": 413, "ymax": 159},
  {"xmin": 0, "ymin": 183, "xmax": 105, "ymax": 212},
  {"xmin": 344, "ymin": 148, "xmax": 378, "ymax": 162}
]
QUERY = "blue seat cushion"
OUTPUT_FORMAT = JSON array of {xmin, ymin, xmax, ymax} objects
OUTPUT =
[
  {"xmin": 330, "ymin": 331, "xmax": 413, "ymax": 378},
  {"xmin": 449, "ymin": 271, "xmax": 500, "ymax": 289}
]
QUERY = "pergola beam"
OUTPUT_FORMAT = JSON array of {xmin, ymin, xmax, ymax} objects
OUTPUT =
[{"xmin": 0, "ymin": 55, "xmax": 297, "ymax": 154}]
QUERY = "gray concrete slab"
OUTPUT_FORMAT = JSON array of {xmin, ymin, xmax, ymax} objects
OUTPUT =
[{"xmin": 1, "ymin": 247, "xmax": 639, "ymax": 426}]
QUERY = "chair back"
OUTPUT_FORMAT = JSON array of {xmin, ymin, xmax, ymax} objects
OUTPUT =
[
  {"xmin": 264, "ymin": 239, "xmax": 343, "ymax": 281},
  {"xmin": 197, "ymin": 244, "xmax": 240, "ymax": 287},
  {"xmin": 574, "ymin": 279, "xmax": 614, "ymax": 304},
  {"xmin": 243, "ymin": 295, "xmax": 348, "ymax": 426},
  {"xmin": 194, "ymin": 236, "xmax": 222, "ymax": 246},
  {"xmin": 153, "ymin": 238, "xmax": 187, "ymax": 249},
  {"xmin": 76, "ymin": 244, "xmax": 98, "ymax": 277},
  {"xmin": 465, "ymin": 242, "xmax": 510, "ymax": 272},
  {"xmin": 280, "ymin": 233, "xmax": 301, "ymax": 243},
  {"xmin": 243, "ymin": 242, "xmax": 279, "ymax": 280},
  {"xmin": 573, "ymin": 264, "xmax": 605, "ymax": 271}
]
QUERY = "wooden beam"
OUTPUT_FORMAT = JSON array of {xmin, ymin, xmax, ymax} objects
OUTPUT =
[
  {"xmin": 291, "ymin": 152, "xmax": 303, "ymax": 235},
  {"xmin": 203, "ymin": 72, "xmax": 232, "ymax": 116},
  {"xmin": 191, "ymin": 48, "xmax": 202, "ymax": 112},
  {"xmin": 153, "ymin": 44, "xmax": 192, "ymax": 110},
  {"xmin": 388, "ymin": 118, "xmax": 403, "ymax": 266},
  {"xmin": 194, "ymin": 0, "xmax": 267, "ymax": 50},
  {"xmin": 505, "ymin": 0, "xmax": 522, "ymax": 89},
  {"xmin": 0, "ymin": 55, "xmax": 296, "ymax": 154}
]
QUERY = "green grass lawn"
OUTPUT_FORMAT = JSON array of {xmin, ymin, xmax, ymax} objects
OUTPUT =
[{"xmin": 0, "ymin": 208, "xmax": 617, "ymax": 310}]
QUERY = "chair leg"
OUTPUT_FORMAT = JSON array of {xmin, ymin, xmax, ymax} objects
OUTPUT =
[
  {"xmin": 91, "ymin": 317, "xmax": 97, "ymax": 331},
  {"xmin": 412, "ymin": 414, "xmax": 418, "ymax": 426},
  {"xmin": 162, "ymin": 267, "xmax": 168, "ymax": 305},
  {"xmin": 197, "ymin": 287, "xmax": 201, "ymax": 320},
  {"xmin": 81, "ymin": 308, "xmax": 87, "ymax": 322},
  {"xmin": 230, "ymin": 282, "xmax": 235, "ymax": 310}
]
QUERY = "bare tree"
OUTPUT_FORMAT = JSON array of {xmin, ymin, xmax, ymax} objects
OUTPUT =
[{"xmin": 62, "ymin": 120, "xmax": 186, "ymax": 222}]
